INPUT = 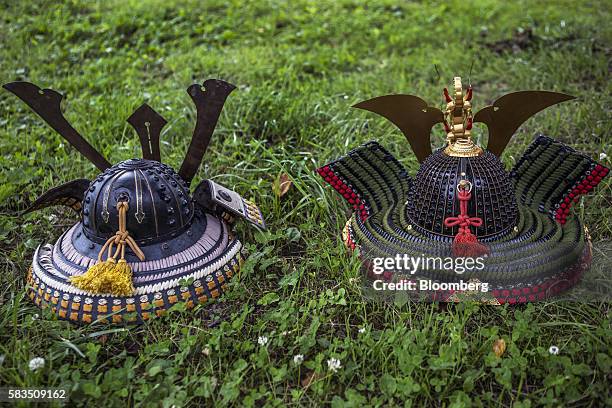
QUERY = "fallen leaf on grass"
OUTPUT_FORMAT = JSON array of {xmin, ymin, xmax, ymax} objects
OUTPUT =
[
  {"xmin": 273, "ymin": 173, "xmax": 293, "ymax": 198},
  {"xmin": 301, "ymin": 370, "xmax": 323, "ymax": 388},
  {"xmin": 493, "ymin": 338, "xmax": 506, "ymax": 357}
]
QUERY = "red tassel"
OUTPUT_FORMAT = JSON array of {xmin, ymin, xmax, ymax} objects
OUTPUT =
[
  {"xmin": 451, "ymin": 231, "xmax": 489, "ymax": 257},
  {"xmin": 444, "ymin": 188, "xmax": 490, "ymax": 257},
  {"xmin": 466, "ymin": 118, "xmax": 473, "ymax": 130}
]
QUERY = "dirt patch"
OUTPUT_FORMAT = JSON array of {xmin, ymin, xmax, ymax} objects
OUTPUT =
[{"xmin": 485, "ymin": 28, "xmax": 538, "ymax": 54}]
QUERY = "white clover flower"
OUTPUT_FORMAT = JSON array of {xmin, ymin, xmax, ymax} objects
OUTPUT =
[
  {"xmin": 28, "ymin": 357, "xmax": 45, "ymax": 371},
  {"xmin": 549, "ymin": 346, "xmax": 560, "ymax": 355},
  {"xmin": 327, "ymin": 357, "xmax": 342, "ymax": 372},
  {"xmin": 358, "ymin": 327, "xmax": 366, "ymax": 334},
  {"xmin": 257, "ymin": 336, "xmax": 268, "ymax": 346},
  {"xmin": 293, "ymin": 354, "xmax": 304, "ymax": 365},
  {"xmin": 600, "ymin": 152, "xmax": 608, "ymax": 161}
]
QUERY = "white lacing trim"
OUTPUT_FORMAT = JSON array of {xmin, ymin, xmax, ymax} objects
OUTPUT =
[
  {"xmin": 56, "ymin": 214, "xmax": 226, "ymax": 276},
  {"xmin": 31, "ymin": 239, "xmax": 242, "ymax": 297}
]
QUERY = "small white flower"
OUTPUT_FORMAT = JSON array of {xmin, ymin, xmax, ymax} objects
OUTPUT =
[
  {"xmin": 31, "ymin": 313, "xmax": 39, "ymax": 321},
  {"xmin": 327, "ymin": 357, "xmax": 342, "ymax": 372},
  {"xmin": 293, "ymin": 354, "xmax": 304, "ymax": 365},
  {"xmin": 281, "ymin": 331, "xmax": 289, "ymax": 336},
  {"xmin": 257, "ymin": 336, "xmax": 268, "ymax": 346},
  {"xmin": 358, "ymin": 327, "xmax": 366, "ymax": 334},
  {"xmin": 549, "ymin": 346, "xmax": 560, "ymax": 355},
  {"xmin": 600, "ymin": 152, "xmax": 608, "ymax": 161},
  {"xmin": 202, "ymin": 346, "xmax": 211, "ymax": 356},
  {"xmin": 28, "ymin": 357, "xmax": 45, "ymax": 371}
]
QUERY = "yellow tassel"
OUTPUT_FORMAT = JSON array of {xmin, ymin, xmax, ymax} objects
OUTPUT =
[
  {"xmin": 70, "ymin": 259, "xmax": 135, "ymax": 296},
  {"xmin": 70, "ymin": 260, "xmax": 114, "ymax": 293},
  {"xmin": 70, "ymin": 201, "xmax": 142, "ymax": 297},
  {"xmin": 110, "ymin": 260, "xmax": 136, "ymax": 296}
]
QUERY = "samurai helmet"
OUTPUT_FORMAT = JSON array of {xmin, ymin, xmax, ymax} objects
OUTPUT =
[
  {"xmin": 4, "ymin": 79, "xmax": 265, "ymax": 324},
  {"xmin": 318, "ymin": 77, "xmax": 608, "ymax": 303}
]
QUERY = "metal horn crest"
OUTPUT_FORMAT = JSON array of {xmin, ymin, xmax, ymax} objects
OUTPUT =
[
  {"xmin": 352, "ymin": 77, "xmax": 575, "ymax": 160},
  {"xmin": 3, "ymin": 79, "xmax": 237, "ymax": 180}
]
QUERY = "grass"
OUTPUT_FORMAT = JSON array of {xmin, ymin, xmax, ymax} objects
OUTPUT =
[{"xmin": 0, "ymin": 0, "xmax": 611, "ymax": 406}]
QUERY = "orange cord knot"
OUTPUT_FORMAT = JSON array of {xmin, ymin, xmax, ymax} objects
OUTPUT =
[
  {"xmin": 97, "ymin": 201, "xmax": 145, "ymax": 263},
  {"xmin": 444, "ymin": 182, "xmax": 489, "ymax": 258}
]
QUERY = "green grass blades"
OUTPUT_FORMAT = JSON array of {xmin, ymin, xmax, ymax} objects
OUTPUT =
[{"xmin": 0, "ymin": 0, "xmax": 611, "ymax": 406}]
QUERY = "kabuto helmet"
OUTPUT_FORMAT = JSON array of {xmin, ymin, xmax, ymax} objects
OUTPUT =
[
  {"xmin": 318, "ymin": 77, "xmax": 609, "ymax": 304},
  {"xmin": 4, "ymin": 79, "xmax": 265, "ymax": 324}
]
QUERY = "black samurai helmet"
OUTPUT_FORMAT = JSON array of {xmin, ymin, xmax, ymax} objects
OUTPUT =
[{"xmin": 4, "ymin": 79, "xmax": 264, "ymax": 324}]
